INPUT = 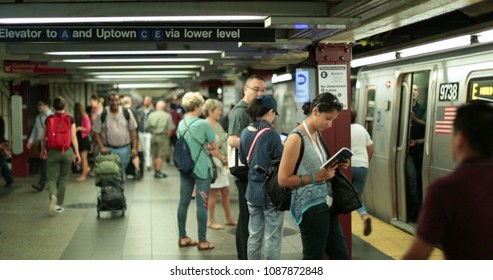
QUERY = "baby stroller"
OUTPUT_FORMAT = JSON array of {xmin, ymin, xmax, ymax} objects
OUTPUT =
[{"xmin": 94, "ymin": 153, "xmax": 126, "ymax": 217}]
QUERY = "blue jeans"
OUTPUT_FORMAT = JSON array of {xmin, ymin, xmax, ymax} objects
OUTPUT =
[
  {"xmin": 107, "ymin": 145, "xmax": 131, "ymax": 181},
  {"xmin": 247, "ymin": 203, "xmax": 284, "ymax": 260},
  {"xmin": 299, "ymin": 203, "xmax": 348, "ymax": 260},
  {"xmin": 351, "ymin": 166, "xmax": 368, "ymax": 216},
  {"xmin": 177, "ymin": 173, "xmax": 211, "ymax": 241},
  {"xmin": 0, "ymin": 155, "xmax": 13, "ymax": 185}
]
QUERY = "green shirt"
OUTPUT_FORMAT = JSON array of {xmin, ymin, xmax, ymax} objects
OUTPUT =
[
  {"xmin": 177, "ymin": 116, "xmax": 216, "ymax": 179},
  {"xmin": 145, "ymin": 110, "xmax": 175, "ymax": 135}
]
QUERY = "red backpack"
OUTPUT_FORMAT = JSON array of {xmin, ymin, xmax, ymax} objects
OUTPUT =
[{"xmin": 46, "ymin": 113, "xmax": 72, "ymax": 154}]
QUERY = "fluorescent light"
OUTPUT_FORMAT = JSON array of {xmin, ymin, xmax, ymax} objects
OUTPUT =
[
  {"xmin": 88, "ymin": 71, "xmax": 199, "ymax": 75},
  {"xmin": 477, "ymin": 30, "xmax": 493, "ymax": 44},
  {"xmin": 45, "ymin": 50, "xmax": 223, "ymax": 55},
  {"xmin": 398, "ymin": 36, "xmax": 470, "ymax": 58},
  {"xmin": 117, "ymin": 83, "xmax": 179, "ymax": 89},
  {"xmin": 61, "ymin": 58, "xmax": 212, "ymax": 63},
  {"xmin": 272, "ymin": 73, "xmax": 293, "ymax": 83},
  {"xmin": 0, "ymin": 16, "xmax": 265, "ymax": 24},
  {"xmin": 95, "ymin": 74, "xmax": 195, "ymax": 79},
  {"xmin": 350, "ymin": 52, "xmax": 395, "ymax": 68},
  {"xmin": 78, "ymin": 65, "xmax": 204, "ymax": 70}
]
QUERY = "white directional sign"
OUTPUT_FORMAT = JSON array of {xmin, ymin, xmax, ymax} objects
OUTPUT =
[{"xmin": 317, "ymin": 65, "xmax": 348, "ymax": 110}]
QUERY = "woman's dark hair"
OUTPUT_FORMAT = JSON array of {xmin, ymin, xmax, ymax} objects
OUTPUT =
[
  {"xmin": 53, "ymin": 96, "xmax": 66, "ymax": 111},
  {"xmin": 246, "ymin": 98, "xmax": 270, "ymax": 120},
  {"xmin": 302, "ymin": 92, "xmax": 343, "ymax": 116},
  {"xmin": 74, "ymin": 102, "xmax": 85, "ymax": 125},
  {"xmin": 351, "ymin": 108, "xmax": 357, "ymax": 124}
]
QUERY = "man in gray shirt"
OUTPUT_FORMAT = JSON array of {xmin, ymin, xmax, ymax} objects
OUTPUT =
[
  {"xmin": 93, "ymin": 92, "xmax": 138, "ymax": 181},
  {"xmin": 27, "ymin": 99, "xmax": 53, "ymax": 192}
]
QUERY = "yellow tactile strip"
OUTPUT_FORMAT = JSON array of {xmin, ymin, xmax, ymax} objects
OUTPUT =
[{"xmin": 351, "ymin": 212, "xmax": 444, "ymax": 260}]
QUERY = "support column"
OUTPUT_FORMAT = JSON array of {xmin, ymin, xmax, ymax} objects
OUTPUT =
[{"xmin": 315, "ymin": 43, "xmax": 354, "ymax": 257}]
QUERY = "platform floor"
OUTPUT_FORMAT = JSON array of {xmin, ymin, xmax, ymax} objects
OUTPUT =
[{"xmin": 0, "ymin": 162, "xmax": 443, "ymax": 260}]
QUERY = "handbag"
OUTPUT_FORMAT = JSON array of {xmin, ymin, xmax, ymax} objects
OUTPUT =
[
  {"xmin": 330, "ymin": 169, "xmax": 362, "ymax": 214},
  {"xmin": 0, "ymin": 141, "xmax": 12, "ymax": 158},
  {"xmin": 208, "ymin": 154, "xmax": 218, "ymax": 184},
  {"xmin": 317, "ymin": 132, "xmax": 362, "ymax": 214}
]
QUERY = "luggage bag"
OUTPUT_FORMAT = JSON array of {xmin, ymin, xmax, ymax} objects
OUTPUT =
[{"xmin": 97, "ymin": 179, "xmax": 126, "ymax": 217}]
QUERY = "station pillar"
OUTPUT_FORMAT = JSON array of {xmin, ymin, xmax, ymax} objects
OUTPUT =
[
  {"xmin": 10, "ymin": 81, "xmax": 30, "ymax": 177},
  {"xmin": 315, "ymin": 43, "xmax": 354, "ymax": 257}
]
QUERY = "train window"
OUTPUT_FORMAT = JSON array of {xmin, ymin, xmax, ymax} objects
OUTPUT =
[
  {"xmin": 365, "ymin": 87, "xmax": 376, "ymax": 137},
  {"xmin": 467, "ymin": 77, "xmax": 493, "ymax": 103}
]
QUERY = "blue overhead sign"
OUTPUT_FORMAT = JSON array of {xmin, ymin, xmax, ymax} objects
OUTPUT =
[
  {"xmin": 295, "ymin": 69, "xmax": 310, "ymax": 103},
  {"xmin": 0, "ymin": 27, "xmax": 276, "ymax": 42}
]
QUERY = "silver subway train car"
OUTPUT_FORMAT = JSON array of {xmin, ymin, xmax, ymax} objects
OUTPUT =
[{"xmin": 354, "ymin": 42, "xmax": 493, "ymax": 232}]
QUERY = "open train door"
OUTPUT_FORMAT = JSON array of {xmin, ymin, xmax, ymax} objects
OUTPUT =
[{"xmin": 393, "ymin": 72, "xmax": 430, "ymax": 229}]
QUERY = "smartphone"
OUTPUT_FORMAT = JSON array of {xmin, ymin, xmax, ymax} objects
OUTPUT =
[{"xmin": 279, "ymin": 132, "xmax": 288, "ymax": 143}]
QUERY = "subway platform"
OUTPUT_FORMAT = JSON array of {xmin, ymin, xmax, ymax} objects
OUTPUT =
[{"xmin": 0, "ymin": 162, "xmax": 443, "ymax": 260}]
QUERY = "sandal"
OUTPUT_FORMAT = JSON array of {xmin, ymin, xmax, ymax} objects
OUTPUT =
[
  {"xmin": 197, "ymin": 240, "xmax": 215, "ymax": 251},
  {"xmin": 207, "ymin": 223, "xmax": 225, "ymax": 230},
  {"xmin": 225, "ymin": 220, "xmax": 237, "ymax": 226},
  {"xmin": 76, "ymin": 177, "xmax": 86, "ymax": 182},
  {"xmin": 178, "ymin": 236, "xmax": 198, "ymax": 248}
]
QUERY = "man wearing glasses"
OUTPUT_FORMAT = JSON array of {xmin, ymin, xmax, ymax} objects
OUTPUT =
[{"xmin": 228, "ymin": 75, "xmax": 267, "ymax": 260}]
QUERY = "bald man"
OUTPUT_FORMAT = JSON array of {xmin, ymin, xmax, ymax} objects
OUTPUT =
[{"xmin": 145, "ymin": 100, "xmax": 175, "ymax": 178}]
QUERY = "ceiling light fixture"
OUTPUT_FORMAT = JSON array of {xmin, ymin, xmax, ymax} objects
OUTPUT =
[
  {"xmin": 398, "ymin": 35, "xmax": 470, "ymax": 58},
  {"xmin": 61, "ymin": 58, "xmax": 212, "ymax": 63},
  {"xmin": 116, "ymin": 83, "xmax": 179, "ymax": 89},
  {"xmin": 87, "ymin": 71, "xmax": 199, "ymax": 75},
  {"xmin": 78, "ymin": 65, "xmax": 205, "ymax": 70},
  {"xmin": 45, "ymin": 50, "xmax": 223, "ymax": 55},
  {"xmin": 95, "ymin": 74, "xmax": 195, "ymax": 79},
  {"xmin": 272, "ymin": 73, "xmax": 293, "ymax": 84},
  {"xmin": 0, "ymin": 16, "xmax": 265, "ymax": 24},
  {"xmin": 350, "ymin": 52, "xmax": 395, "ymax": 68}
]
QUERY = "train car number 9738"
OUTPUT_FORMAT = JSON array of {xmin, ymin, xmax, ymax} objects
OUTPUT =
[{"xmin": 439, "ymin": 82, "xmax": 459, "ymax": 101}]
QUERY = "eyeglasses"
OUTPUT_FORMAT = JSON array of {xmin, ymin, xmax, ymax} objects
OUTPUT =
[
  {"xmin": 245, "ymin": 85, "xmax": 268, "ymax": 93},
  {"xmin": 315, "ymin": 99, "xmax": 343, "ymax": 111}
]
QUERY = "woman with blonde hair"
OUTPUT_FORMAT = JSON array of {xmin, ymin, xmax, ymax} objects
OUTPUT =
[
  {"xmin": 176, "ymin": 92, "xmax": 217, "ymax": 250},
  {"xmin": 74, "ymin": 102, "xmax": 92, "ymax": 181},
  {"xmin": 202, "ymin": 98, "xmax": 237, "ymax": 230}
]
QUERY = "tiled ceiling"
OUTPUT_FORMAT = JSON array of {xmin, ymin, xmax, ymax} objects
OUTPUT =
[{"xmin": 0, "ymin": 0, "xmax": 492, "ymax": 88}]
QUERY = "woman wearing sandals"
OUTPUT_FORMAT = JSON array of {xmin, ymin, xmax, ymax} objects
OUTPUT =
[
  {"xmin": 176, "ymin": 92, "xmax": 217, "ymax": 251},
  {"xmin": 202, "ymin": 99, "xmax": 237, "ymax": 230},
  {"xmin": 74, "ymin": 102, "xmax": 92, "ymax": 181}
]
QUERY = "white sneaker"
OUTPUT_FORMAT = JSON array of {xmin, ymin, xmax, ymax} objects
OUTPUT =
[
  {"xmin": 56, "ymin": 206, "xmax": 64, "ymax": 213},
  {"xmin": 49, "ymin": 195, "xmax": 58, "ymax": 216}
]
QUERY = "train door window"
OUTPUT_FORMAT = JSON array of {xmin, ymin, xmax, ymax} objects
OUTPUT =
[
  {"xmin": 365, "ymin": 87, "xmax": 376, "ymax": 137},
  {"xmin": 467, "ymin": 77, "xmax": 493, "ymax": 103}
]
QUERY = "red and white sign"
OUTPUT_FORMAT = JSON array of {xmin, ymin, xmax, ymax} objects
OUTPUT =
[{"xmin": 3, "ymin": 61, "xmax": 65, "ymax": 74}]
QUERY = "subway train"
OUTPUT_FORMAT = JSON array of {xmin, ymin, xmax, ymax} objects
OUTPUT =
[
  {"xmin": 270, "ymin": 40, "xmax": 493, "ymax": 232},
  {"xmin": 353, "ymin": 41, "xmax": 493, "ymax": 232}
]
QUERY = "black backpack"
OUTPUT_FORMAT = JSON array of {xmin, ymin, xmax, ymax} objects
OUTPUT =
[
  {"xmin": 173, "ymin": 119, "xmax": 200, "ymax": 175},
  {"xmin": 265, "ymin": 131, "xmax": 304, "ymax": 211}
]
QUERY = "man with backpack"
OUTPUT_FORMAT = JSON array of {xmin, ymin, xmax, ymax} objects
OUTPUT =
[
  {"xmin": 40, "ymin": 96, "xmax": 80, "ymax": 216},
  {"xmin": 93, "ymin": 92, "xmax": 138, "ymax": 181}
]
